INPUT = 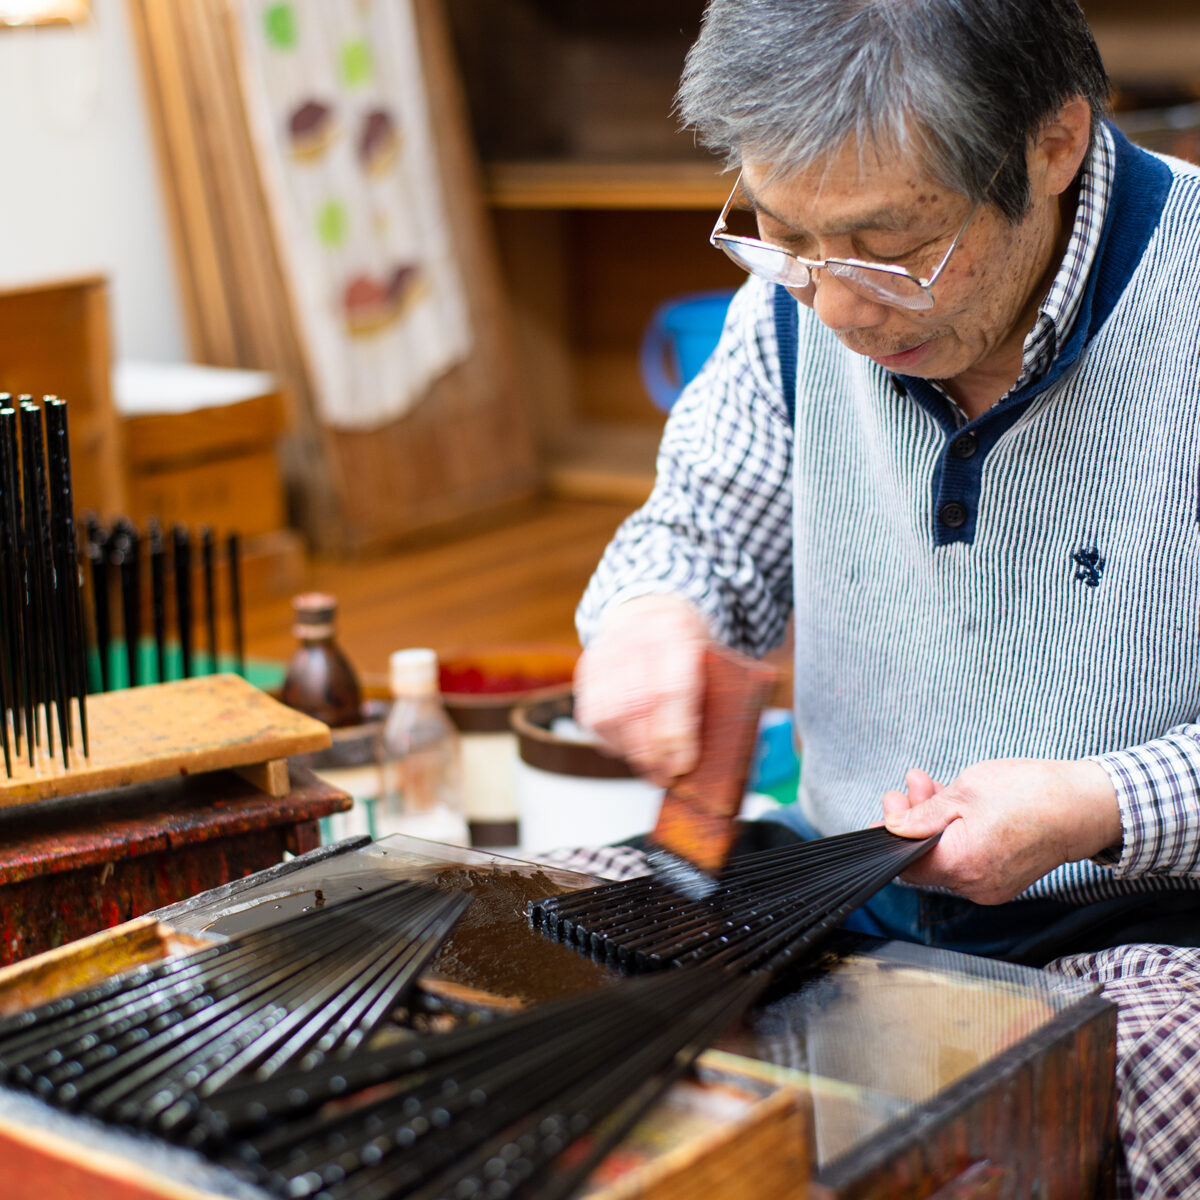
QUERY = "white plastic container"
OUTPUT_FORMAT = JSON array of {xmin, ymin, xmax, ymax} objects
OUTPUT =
[
  {"xmin": 510, "ymin": 694, "xmax": 663, "ymax": 855},
  {"xmin": 438, "ymin": 645, "xmax": 577, "ymax": 851}
]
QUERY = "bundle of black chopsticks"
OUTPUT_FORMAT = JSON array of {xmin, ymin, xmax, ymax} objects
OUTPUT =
[
  {"xmin": 530, "ymin": 826, "xmax": 941, "ymax": 976},
  {"xmin": 193, "ymin": 964, "xmax": 765, "ymax": 1200},
  {"xmin": 85, "ymin": 517, "xmax": 245, "ymax": 690},
  {"xmin": 0, "ymin": 883, "xmax": 467, "ymax": 1133},
  {"xmin": 0, "ymin": 879, "xmax": 771, "ymax": 1200},
  {"xmin": 0, "ymin": 395, "xmax": 89, "ymax": 776}
]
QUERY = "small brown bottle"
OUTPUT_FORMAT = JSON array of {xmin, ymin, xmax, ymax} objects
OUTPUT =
[{"xmin": 280, "ymin": 593, "xmax": 362, "ymax": 728}]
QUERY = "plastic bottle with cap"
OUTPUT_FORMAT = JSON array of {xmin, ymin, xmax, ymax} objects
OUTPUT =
[
  {"xmin": 375, "ymin": 648, "xmax": 469, "ymax": 846},
  {"xmin": 280, "ymin": 593, "xmax": 362, "ymax": 728}
]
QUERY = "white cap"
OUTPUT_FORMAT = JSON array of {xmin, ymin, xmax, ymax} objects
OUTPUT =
[{"xmin": 389, "ymin": 647, "xmax": 439, "ymax": 696}]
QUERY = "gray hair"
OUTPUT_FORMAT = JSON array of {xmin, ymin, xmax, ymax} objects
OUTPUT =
[{"xmin": 676, "ymin": 0, "xmax": 1110, "ymax": 222}]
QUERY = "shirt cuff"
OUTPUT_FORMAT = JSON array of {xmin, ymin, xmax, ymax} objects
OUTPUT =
[
  {"xmin": 577, "ymin": 580, "xmax": 725, "ymax": 647},
  {"xmin": 1087, "ymin": 725, "xmax": 1200, "ymax": 877}
]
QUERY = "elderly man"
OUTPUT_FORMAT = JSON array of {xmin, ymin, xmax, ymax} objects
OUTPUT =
[{"xmin": 574, "ymin": 1, "xmax": 1200, "ymax": 1195}]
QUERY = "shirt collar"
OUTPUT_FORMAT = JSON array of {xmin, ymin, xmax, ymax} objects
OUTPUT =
[{"xmin": 1016, "ymin": 122, "xmax": 1115, "ymax": 389}]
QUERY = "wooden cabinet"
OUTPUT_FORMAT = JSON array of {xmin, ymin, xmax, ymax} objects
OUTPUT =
[
  {"xmin": 445, "ymin": 0, "xmax": 741, "ymax": 503},
  {"xmin": 0, "ymin": 275, "xmax": 126, "ymax": 519},
  {"xmin": 117, "ymin": 365, "xmax": 290, "ymax": 540},
  {"xmin": 446, "ymin": 0, "xmax": 1200, "ymax": 503}
]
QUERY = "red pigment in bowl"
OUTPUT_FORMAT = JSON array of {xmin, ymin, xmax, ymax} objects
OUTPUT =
[{"xmin": 439, "ymin": 665, "xmax": 572, "ymax": 696}]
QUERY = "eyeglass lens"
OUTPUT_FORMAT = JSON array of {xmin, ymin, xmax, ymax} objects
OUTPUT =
[{"xmin": 715, "ymin": 239, "xmax": 935, "ymax": 311}]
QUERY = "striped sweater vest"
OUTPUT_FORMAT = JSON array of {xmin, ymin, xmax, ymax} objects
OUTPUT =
[{"xmin": 776, "ymin": 128, "xmax": 1200, "ymax": 901}]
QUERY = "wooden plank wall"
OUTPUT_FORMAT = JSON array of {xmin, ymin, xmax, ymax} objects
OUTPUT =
[{"xmin": 128, "ymin": 0, "xmax": 537, "ymax": 554}]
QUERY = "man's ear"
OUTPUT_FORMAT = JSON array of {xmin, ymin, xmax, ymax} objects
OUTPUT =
[{"xmin": 1032, "ymin": 96, "xmax": 1093, "ymax": 198}]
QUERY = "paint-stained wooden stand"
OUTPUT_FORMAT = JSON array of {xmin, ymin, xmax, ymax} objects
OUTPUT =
[
  {"xmin": 0, "ymin": 674, "xmax": 330, "ymax": 807},
  {"xmin": 0, "ymin": 675, "xmax": 348, "ymax": 964}
]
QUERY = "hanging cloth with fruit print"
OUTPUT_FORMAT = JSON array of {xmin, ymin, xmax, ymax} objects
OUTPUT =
[{"xmin": 235, "ymin": 0, "xmax": 471, "ymax": 429}]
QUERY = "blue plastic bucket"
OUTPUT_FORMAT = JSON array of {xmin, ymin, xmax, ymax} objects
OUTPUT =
[{"xmin": 639, "ymin": 289, "xmax": 736, "ymax": 412}]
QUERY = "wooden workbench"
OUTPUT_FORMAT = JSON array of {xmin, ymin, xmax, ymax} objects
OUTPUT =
[{"xmin": 0, "ymin": 838, "xmax": 1119, "ymax": 1199}]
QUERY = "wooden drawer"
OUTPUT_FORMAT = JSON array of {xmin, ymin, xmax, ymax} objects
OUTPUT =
[{"xmin": 122, "ymin": 391, "xmax": 288, "ymax": 471}]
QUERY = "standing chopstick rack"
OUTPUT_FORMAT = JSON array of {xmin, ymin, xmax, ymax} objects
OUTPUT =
[
  {"xmin": 0, "ymin": 391, "xmax": 252, "ymax": 779},
  {"xmin": 83, "ymin": 515, "xmax": 247, "ymax": 689},
  {"xmin": 0, "ymin": 395, "xmax": 88, "ymax": 776}
]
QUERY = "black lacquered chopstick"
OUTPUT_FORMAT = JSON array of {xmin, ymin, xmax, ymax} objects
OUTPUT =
[
  {"xmin": 173, "ymin": 524, "xmax": 193, "ymax": 679},
  {"xmin": 112, "ymin": 521, "xmax": 141, "ymax": 690},
  {"xmin": 20, "ymin": 401, "xmax": 65, "ymax": 762},
  {"xmin": 0, "ymin": 401, "xmax": 16, "ymax": 775},
  {"xmin": 201, "ymin": 526, "xmax": 217, "ymax": 674},
  {"xmin": 227, "ymin": 531, "xmax": 244, "ymax": 676},
  {"xmin": 42, "ymin": 399, "xmax": 75, "ymax": 749},
  {"xmin": 149, "ymin": 519, "xmax": 167, "ymax": 682},
  {"xmin": 87, "ymin": 523, "xmax": 111, "ymax": 695},
  {"xmin": 44, "ymin": 400, "xmax": 88, "ymax": 755},
  {"xmin": 0, "ymin": 406, "xmax": 27, "ymax": 766}
]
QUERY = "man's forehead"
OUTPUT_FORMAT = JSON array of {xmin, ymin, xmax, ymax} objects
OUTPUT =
[{"xmin": 740, "ymin": 149, "xmax": 954, "ymax": 233}]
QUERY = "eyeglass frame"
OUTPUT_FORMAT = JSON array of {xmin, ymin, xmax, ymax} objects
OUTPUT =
[{"xmin": 709, "ymin": 169, "xmax": 985, "ymax": 310}]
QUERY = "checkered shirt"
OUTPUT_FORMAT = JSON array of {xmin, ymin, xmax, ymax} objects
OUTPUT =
[
  {"xmin": 1050, "ymin": 945, "xmax": 1200, "ymax": 1200},
  {"xmin": 535, "ymin": 843, "xmax": 654, "ymax": 882}
]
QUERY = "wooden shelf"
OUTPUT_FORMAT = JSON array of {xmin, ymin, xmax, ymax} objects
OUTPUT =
[
  {"xmin": 1090, "ymin": 19, "xmax": 1200, "ymax": 81},
  {"xmin": 486, "ymin": 159, "xmax": 728, "ymax": 210}
]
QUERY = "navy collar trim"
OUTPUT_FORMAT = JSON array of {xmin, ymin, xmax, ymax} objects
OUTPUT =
[
  {"xmin": 895, "ymin": 123, "xmax": 1173, "ymax": 546},
  {"xmin": 1038, "ymin": 121, "xmax": 1173, "ymax": 393}
]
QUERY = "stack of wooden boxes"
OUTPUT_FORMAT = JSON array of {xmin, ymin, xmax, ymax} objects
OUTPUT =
[{"xmin": 0, "ymin": 274, "xmax": 301, "ymax": 602}]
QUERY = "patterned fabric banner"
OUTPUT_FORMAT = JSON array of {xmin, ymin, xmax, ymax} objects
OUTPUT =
[{"xmin": 236, "ymin": 0, "xmax": 471, "ymax": 429}]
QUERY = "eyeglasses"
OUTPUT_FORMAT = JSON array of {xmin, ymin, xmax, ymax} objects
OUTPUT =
[{"xmin": 709, "ymin": 171, "xmax": 981, "ymax": 312}]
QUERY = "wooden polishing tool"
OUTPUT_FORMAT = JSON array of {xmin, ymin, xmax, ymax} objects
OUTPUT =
[{"xmin": 646, "ymin": 643, "xmax": 777, "ymax": 898}]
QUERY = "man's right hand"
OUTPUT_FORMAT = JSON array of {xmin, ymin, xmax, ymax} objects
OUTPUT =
[{"xmin": 574, "ymin": 593, "xmax": 712, "ymax": 787}]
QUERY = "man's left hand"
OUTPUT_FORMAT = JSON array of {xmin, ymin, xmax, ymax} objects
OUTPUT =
[{"xmin": 881, "ymin": 758, "xmax": 1123, "ymax": 904}]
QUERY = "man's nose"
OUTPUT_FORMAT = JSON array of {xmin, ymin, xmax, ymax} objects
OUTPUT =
[{"xmin": 805, "ymin": 270, "xmax": 890, "ymax": 334}]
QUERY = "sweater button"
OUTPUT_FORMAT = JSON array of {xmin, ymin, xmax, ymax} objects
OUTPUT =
[
  {"xmin": 950, "ymin": 433, "xmax": 978, "ymax": 459},
  {"xmin": 939, "ymin": 502, "xmax": 968, "ymax": 529}
]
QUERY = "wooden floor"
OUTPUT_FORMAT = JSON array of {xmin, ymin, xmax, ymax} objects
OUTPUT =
[{"xmin": 242, "ymin": 498, "xmax": 636, "ymax": 683}]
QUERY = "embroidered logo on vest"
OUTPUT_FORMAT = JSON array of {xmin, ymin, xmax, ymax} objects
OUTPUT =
[{"xmin": 1072, "ymin": 547, "xmax": 1105, "ymax": 587}]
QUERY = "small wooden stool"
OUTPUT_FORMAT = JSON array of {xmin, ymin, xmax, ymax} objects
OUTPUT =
[{"xmin": 0, "ymin": 675, "xmax": 347, "ymax": 964}]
